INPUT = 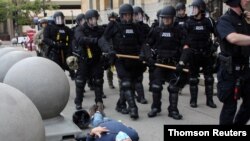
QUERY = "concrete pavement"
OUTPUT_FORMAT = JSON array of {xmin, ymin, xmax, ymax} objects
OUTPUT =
[{"xmin": 1, "ymin": 43, "xmax": 249, "ymax": 141}]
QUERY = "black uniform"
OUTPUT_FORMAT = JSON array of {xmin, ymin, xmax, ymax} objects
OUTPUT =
[
  {"xmin": 74, "ymin": 22, "xmax": 105, "ymax": 109},
  {"xmin": 216, "ymin": 8, "xmax": 250, "ymax": 125},
  {"xmin": 100, "ymin": 20, "xmax": 146, "ymax": 119},
  {"xmin": 185, "ymin": 15, "xmax": 217, "ymax": 108},
  {"xmin": 43, "ymin": 23, "xmax": 72, "ymax": 70},
  {"xmin": 143, "ymin": 6, "xmax": 185, "ymax": 120}
]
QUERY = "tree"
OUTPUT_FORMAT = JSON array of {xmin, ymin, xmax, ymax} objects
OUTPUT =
[{"xmin": 0, "ymin": 0, "xmax": 58, "ymax": 25}]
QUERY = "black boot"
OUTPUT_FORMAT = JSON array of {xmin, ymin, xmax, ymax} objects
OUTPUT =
[
  {"xmin": 116, "ymin": 90, "xmax": 129, "ymax": 114},
  {"xmin": 206, "ymin": 85, "xmax": 217, "ymax": 108},
  {"xmin": 148, "ymin": 92, "xmax": 162, "ymax": 118},
  {"xmin": 107, "ymin": 69, "xmax": 115, "ymax": 89},
  {"xmin": 190, "ymin": 85, "xmax": 198, "ymax": 108},
  {"xmin": 135, "ymin": 82, "xmax": 148, "ymax": 104},
  {"xmin": 168, "ymin": 86, "xmax": 182, "ymax": 120},
  {"xmin": 124, "ymin": 90, "xmax": 139, "ymax": 119},
  {"xmin": 75, "ymin": 79, "xmax": 84, "ymax": 110}
]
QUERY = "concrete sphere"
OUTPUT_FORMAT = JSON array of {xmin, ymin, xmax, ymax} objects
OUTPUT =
[
  {"xmin": 4, "ymin": 57, "xmax": 70, "ymax": 119},
  {"xmin": 0, "ymin": 47, "xmax": 17, "ymax": 58},
  {"xmin": 0, "ymin": 83, "xmax": 45, "ymax": 141},
  {"xmin": 0, "ymin": 39, "xmax": 2, "ymax": 45},
  {"xmin": 0, "ymin": 51, "xmax": 32, "ymax": 82}
]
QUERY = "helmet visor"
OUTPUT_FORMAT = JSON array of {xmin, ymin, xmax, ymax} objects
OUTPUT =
[
  {"xmin": 159, "ymin": 17, "xmax": 173, "ymax": 27},
  {"xmin": 188, "ymin": 5, "xmax": 199, "ymax": 16},
  {"xmin": 88, "ymin": 17, "xmax": 98, "ymax": 27},
  {"xmin": 133, "ymin": 12, "xmax": 143, "ymax": 22},
  {"xmin": 55, "ymin": 16, "xmax": 64, "ymax": 25},
  {"xmin": 121, "ymin": 13, "xmax": 132, "ymax": 24},
  {"xmin": 79, "ymin": 19, "xmax": 85, "ymax": 26}
]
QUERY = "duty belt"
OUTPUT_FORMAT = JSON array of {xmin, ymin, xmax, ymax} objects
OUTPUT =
[{"xmin": 157, "ymin": 58, "xmax": 177, "ymax": 65}]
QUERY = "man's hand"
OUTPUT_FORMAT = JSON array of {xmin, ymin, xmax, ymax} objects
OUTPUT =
[
  {"xmin": 66, "ymin": 56, "xmax": 78, "ymax": 70},
  {"xmin": 176, "ymin": 61, "xmax": 185, "ymax": 74},
  {"xmin": 90, "ymin": 127, "xmax": 109, "ymax": 138},
  {"xmin": 108, "ymin": 50, "xmax": 117, "ymax": 65}
]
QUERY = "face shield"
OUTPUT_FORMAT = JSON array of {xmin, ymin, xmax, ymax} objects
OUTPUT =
[
  {"xmin": 177, "ymin": 9, "xmax": 186, "ymax": 18},
  {"xmin": 133, "ymin": 12, "xmax": 144, "ymax": 22},
  {"xmin": 121, "ymin": 13, "xmax": 133, "ymax": 24},
  {"xmin": 188, "ymin": 5, "xmax": 199, "ymax": 16},
  {"xmin": 87, "ymin": 17, "xmax": 98, "ymax": 27},
  {"xmin": 79, "ymin": 19, "xmax": 85, "ymax": 26},
  {"xmin": 55, "ymin": 16, "xmax": 64, "ymax": 25},
  {"xmin": 159, "ymin": 17, "xmax": 174, "ymax": 28}
]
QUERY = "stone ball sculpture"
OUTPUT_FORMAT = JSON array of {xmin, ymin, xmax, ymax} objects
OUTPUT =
[
  {"xmin": 0, "ymin": 47, "xmax": 17, "ymax": 58},
  {"xmin": 4, "ymin": 57, "xmax": 70, "ymax": 119},
  {"xmin": 0, "ymin": 83, "xmax": 45, "ymax": 141},
  {"xmin": 0, "ymin": 51, "xmax": 33, "ymax": 82}
]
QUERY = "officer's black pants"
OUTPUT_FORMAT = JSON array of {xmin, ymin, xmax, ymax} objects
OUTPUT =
[
  {"xmin": 74, "ymin": 58, "xmax": 104, "ymax": 105},
  {"xmin": 217, "ymin": 66, "xmax": 250, "ymax": 125}
]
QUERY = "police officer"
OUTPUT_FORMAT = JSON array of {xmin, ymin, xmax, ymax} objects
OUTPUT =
[
  {"xmin": 74, "ymin": 9, "xmax": 105, "ymax": 110},
  {"xmin": 216, "ymin": 0, "xmax": 250, "ymax": 124},
  {"xmin": 143, "ymin": 5, "xmax": 186, "ymax": 120},
  {"xmin": 99, "ymin": 3, "xmax": 145, "ymax": 119},
  {"xmin": 175, "ymin": 2, "xmax": 188, "ymax": 27},
  {"xmin": 105, "ymin": 11, "xmax": 118, "ymax": 89},
  {"xmin": 43, "ymin": 11, "xmax": 73, "ymax": 71},
  {"xmin": 34, "ymin": 18, "xmax": 48, "ymax": 57},
  {"xmin": 184, "ymin": 0, "xmax": 217, "ymax": 108},
  {"xmin": 133, "ymin": 6, "xmax": 149, "ymax": 104}
]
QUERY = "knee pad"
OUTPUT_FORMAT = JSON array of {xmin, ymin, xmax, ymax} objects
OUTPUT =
[
  {"xmin": 121, "ymin": 81, "xmax": 132, "ymax": 91},
  {"xmin": 151, "ymin": 84, "xmax": 163, "ymax": 93},
  {"xmin": 75, "ymin": 79, "xmax": 85, "ymax": 88},
  {"xmin": 168, "ymin": 85, "xmax": 179, "ymax": 93},
  {"xmin": 205, "ymin": 76, "xmax": 214, "ymax": 86},
  {"xmin": 189, "ymin": 77, "xmax": 199, "ymax": 86},
  {"xmin": 94, "ymin": 79, "xmax": 104, "ymax": 87}
]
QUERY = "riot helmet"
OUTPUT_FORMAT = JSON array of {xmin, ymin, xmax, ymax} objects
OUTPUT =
[
  {"xmin": 159, "ymin": 5, "xmax": 176, "ymax": 27},
  {"xmin": 39, "ymin": 18, "xmax": 48, "ymax": 28},
  {"xmin": 176, "ymin": 2, "xmax": 186, "ymax": 18},
  {"xmin": 75, "ymin": 13, "xmax": 85, "ymax": 26},
  {"xmin": 223, "ymin": 0, "xmax": 241, "ymax": 7},
  {"xmin": 53, "ymin": 11, "xmax": 65, "ymax": 25},
  {"xmin": 133, "ymin": 6, "xmax": 144, "ymax": 22},
  {"xmin": 108, "ymin": 11, "xmax": 118, "ymax": 21},
  {"xmin": 72, "ymin": 109, "xmax": 91, "ymax": 129},
  {"xmin": 85, "ymin": 9, "xmax": 100, "ymax": 27},
  {"xmin": 188, "ymin": 0, "xmax": 206, "ymax": 16},
  {"xmin": 119, "ymin": 3, "xmax": 133, "ymax": 24}
]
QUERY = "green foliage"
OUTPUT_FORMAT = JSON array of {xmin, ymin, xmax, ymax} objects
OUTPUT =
[{"xmin": 0, "ymin": 0, "xmax": 58, "ymax": 25}]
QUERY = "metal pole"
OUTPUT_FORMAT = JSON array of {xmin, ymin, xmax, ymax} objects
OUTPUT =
[
  {"xmin": 71, "ymin": 10, "xmax": 74, "ymax": 27},
  {"xmin": 43, "ymin": 0, "xmax": 46, "ymax": 17}
]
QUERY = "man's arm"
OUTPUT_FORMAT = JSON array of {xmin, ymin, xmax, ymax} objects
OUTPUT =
[{"xmin": 226, "ymin": 32, "xmax": 250, "ymax": 46}]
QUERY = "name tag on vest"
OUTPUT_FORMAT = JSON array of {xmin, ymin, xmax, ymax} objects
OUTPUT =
[
  {"xmin": 126, "ymin": 29, "xmax": 134, "ymax": 34},
  {"xmin": 195, "ymin": 26, "xmax": 204, "ymax": 30},
  {"xmin": 162, "ymin": 32, "xmax": 171, "ymax": 37},
  {"xmin": 179, "ymin": 22, "xmax": 184, "ymax": 25},
  {"xmin": 59, "ymin": 29, "xmax": 65, "ymax": 33}
]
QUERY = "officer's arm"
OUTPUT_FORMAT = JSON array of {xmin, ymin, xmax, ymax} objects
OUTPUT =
[
  {"xmin": 217, "ymin": 17, "xmax": 250, "ymax": 46},
  {"xmin": 142, "ymin": 29, "xmax": 157, "ymax": 59},
  {"xmin": 98, "ymin": 21, "xmax": 116, "ymax": 53},
  {"xmin": 226, "ymin": 33, "xmax": 250, "ymax": 46},
  {"xmin": 75, "ymin": 25, "xmax": 98, "ymax": 46},
  {"xmin": 43, "ymin": 26, "xmax": 55, "ymax": 47}
]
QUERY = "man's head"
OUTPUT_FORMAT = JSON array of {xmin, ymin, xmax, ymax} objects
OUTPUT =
[
  {"xmin": 85, "ymin": 9, "xmax": 99, "ymax": 27},
  {"xmin": 176, "ymin": 2, "xmax": 186, "ymax": 18},
  {"xmin": 39, "ymin": 18, "xmax": 48, "ymax": 28},
  {"xmin": 119, "ymin": 3, "xmax": 133, "ymax": 24},
  {"xmin": 53, "ymin": 11, "xmax": 65, "ymax": 25},
  {"xmin": 188, "ymin": 0, "xmax": 206, "ymax": 17},
  {"xmin": 108, "ymin": 12, "xmax": 118, "ymax": 21},
  {"xmin": 224, "ymin": 0, "xmax": 250, "ymax": 13},
  {"xmin": 133, "ymin": 6, "xmax": 144, "ymax": 23},
  {"xmin": 159, "ymin": 5, "xmax": 176, "ymax": 27},
  {"xmin": 75, "ymin": 13, "xmax": 85, "ymax": 26}
]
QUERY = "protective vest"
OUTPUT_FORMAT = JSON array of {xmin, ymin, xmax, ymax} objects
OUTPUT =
[
  {"xmin": 55, "ymin": 26, "xmax": 70, "ymax": 48},
  {"xmin": 220, "ymin": 9, "xmax": 250, "ymax": 61},
  {"xmin": 175, "ymin": 16, "xmax": 188, "ymax": 27},
  {"xmin": 154, "ymin": 26, "xmax": 181, "ymax": 59},
  {"xmin": 186, "ymin": 17, "xmax": 213, "ymax": 51},
  {"xmin": 113, "ymin": 22, "xmax": 141, "ymax": 55},
  {"xmin": 82, "ymin": 25, "xmax": 104, "ymax": 59}
]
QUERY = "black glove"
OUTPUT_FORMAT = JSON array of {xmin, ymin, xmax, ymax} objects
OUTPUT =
[
  {"xmin": 176, "ymin": 61, "xmax": 185, "ymax": 74},
  {"xmin": 147, "ymin": 58, "xmax": 156, "ymax": 69},
  {"xmin": 108, "ymin": 50, "xmax": 116, "ymax": 65}
]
